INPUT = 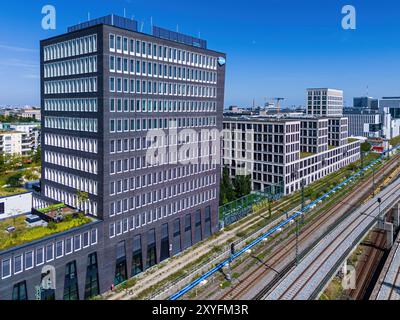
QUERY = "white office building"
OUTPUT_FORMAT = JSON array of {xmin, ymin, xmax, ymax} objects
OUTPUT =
[
  {"xmin": 307, "ymin": 88, "xmax": 344, "ymax": 117},
  {"xmin": 223, "ymin": 114, "xmax": 360, "ymax": 195}
]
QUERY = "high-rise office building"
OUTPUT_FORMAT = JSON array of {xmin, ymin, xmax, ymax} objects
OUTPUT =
[
  {"xmin": 0, "ymin": 14, "xmax": 226, "ymax": 300},
  {"xmin": 353, "ymin": 97, "xmax": 378, "ymax": 110},
  {"xmin": 307, "ymin": 88, "xmax": 343, "ymax": 117}
]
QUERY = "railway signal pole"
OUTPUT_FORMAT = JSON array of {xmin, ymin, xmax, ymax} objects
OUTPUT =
[
  {"xmin": 372, "ymin": 166, "xmax": 376, "ymax": 197},
  {"xmin": 301, "ymin": 179, "xmax": 305, "ymax": 224},
  {"xmin": 295, "ymin": 217, "xmax": 300, "ymax": 266}
]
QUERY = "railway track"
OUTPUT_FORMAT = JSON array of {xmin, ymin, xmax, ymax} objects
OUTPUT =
[
  {"xmin": 264, "ymin": 175, "xmax": 400, "ymax": 300},
  {"xmin": 208, "ymin": 155, "xmax": 400, "ymax": 300},
  {"xmin": 373, "ymin": 235, "xmax": 400, "ymax": 300},
  {"xmin": 347, "ymin": 230, "xmax": 386, "ymax": 300}
]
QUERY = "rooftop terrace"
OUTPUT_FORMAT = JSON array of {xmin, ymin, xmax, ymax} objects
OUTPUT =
[{"xmin": 0, "ymin": 204, "xmax": 96, "ymax": 252}]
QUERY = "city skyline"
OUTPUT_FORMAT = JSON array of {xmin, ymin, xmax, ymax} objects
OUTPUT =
[{"xmin": 1, "ymin": 0, "xmax": 400, "ymax": 107}]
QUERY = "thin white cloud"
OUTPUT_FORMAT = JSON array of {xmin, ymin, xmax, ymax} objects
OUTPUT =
[
  {"xmin": 0, "ymin": 59, "xmax": 38, "ymax": 69},
  {"xmin": 0, "ymin": 44, "xmax": 38, "ymax": 53},
  {"xmin": 22, "ymin": 74, "xmax": 40, "ymax": 79}
]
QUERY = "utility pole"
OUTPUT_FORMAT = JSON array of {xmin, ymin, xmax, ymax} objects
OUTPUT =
[
  {"xmin": 296, "ymin": 219, "xmax": 299, "ymax": 265},
  {"xmin": 268, "ymin": 196, "xmax": 272, "ymax": 219},
  {"xmin": 372, "ymin": 166, "xmax": 376, "ymax": 197},
  {"xmin": 301, "ymin": 179, "xmax": 305, "ymax": 224}
]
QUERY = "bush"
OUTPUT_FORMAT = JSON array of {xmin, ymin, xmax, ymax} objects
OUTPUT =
[{"xmin": 47, "ymin": 222, "xmax": 57, "ymax": 230}]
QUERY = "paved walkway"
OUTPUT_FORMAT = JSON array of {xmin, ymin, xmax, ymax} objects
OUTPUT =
[{"xmin": 105, "ymin": 201, "xmax": 293, "ymax": 300}]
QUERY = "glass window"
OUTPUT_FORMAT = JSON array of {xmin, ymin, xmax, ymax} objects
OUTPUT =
[
  {"xmin": 25, "ymin": 251, "xmax": 34, "ymax": 270},
  {"xmin": 56, "ymin": 241, "xmax": 64, "ymax": 258},
  {"xmin": 109, "ymin": 34, "xmax": 115, "ymax": 50},
  {"xmin": 46, "ymin": 244, "xmax": 54, "ymax": 262},
  {"xmin": 2, "ymin": 258, "xmax": 11, "ymax": 279},
  {"xmin": 12, "ymin": 281, "xmax": 27, "ymax": 301},
  {"xmin": 36, "ymin": 247, "xmax": 44, "ymax": 265},
  {"xmin": 14, "ymin": 255, "xmax": 23, "ymax": 274}
]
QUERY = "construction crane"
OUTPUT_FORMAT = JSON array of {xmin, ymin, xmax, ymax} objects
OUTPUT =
[{"xmin": 273, "ymin": 98, "xmax": 285, "ymax": 114}]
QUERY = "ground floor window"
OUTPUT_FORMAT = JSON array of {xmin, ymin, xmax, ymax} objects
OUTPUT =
[
  {"xmin": 115, "ymin": 241, "xmax": 127, "ymax": 285},
  {"xmin": 160, "ymin": 223, "xmax": 170, "ymax": 262},
  {"xmin": 12, "ymin": 281, "xmax": 27, "ymax": 300},
  {"xmin": 146, "ymin": 229, "xmax": 157, "ymax": 269},
  {"xmin": 132, "ymin": 235, "xmax": 143, "ymax": 276},
  {"xmin": 172, "ymin": 218, "xmax": 181, "ymax": 256},
  {"xmin": 84, "ymin": 252, "xmax": 99, "ymax": 299},
  {"xmin": 63, "ymin": 261, "xmax": 79, "ymax": 300}
]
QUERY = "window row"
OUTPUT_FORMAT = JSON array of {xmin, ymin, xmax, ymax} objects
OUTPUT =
[
  {"xmin": 109, "ymin": 33, "xmax": 217, "ymax": 70},
  {"xmin": 44, "ymin": 134, "xmax": 98, "ymax": 154},
  {"xmin": 110, "ymin": 157, "xmax": 216, "ymax": 179},
  {"xmin": 44, "ymin": 56, "xmax": 97, "ymax": 78},
  {"xmin": 109, "ymin": 135, "xmax": 217, "ymax": 158},
  {"xmin": 45, "ymin": 168, "xmax": 98, "ymax": 196},
  {"xmin": 44, "ymin": 34, "xmax": 97, "ymax": 61},
  {"xmin": 109, "ymin": 188, "xmax": 217, "ymax": 226},
  {"xmin": 109, "ymin": 116, "xmax": 217, "ymax": 133},
  {"xmin": 110, "ymin": 173, "xmax": 216, "ymax": 200},
  {"xmin": 109, "ymin": 56, "xmax": 217, "ymax": 83},
  {"xmin": 44, "ymin": 77, "xmax": 97, "ymax": 94},
  {"xmin": 44, "ymin": 185, "xmax": 98, "ymax": 216},
  {"xmin": 109, "ymin": 77, "xmax": 216, "ymax": 98},
  {"xmin": 1, "ymin": 229, "xmax": 97, "ymax": 279},
  {"xmin": 44, "ymin": 98, "xmax": 98, "ymax": 112},
  {"xmin": 109, "ymin": 98, "xmax": 216, "ymax": 113},
  {"xmin": 45, "ymin": 151, "xmax": 98, "ymax": 175},
  {"xmin": 45, "ymin": 116, "xmax": 98, "ymax": 133}
]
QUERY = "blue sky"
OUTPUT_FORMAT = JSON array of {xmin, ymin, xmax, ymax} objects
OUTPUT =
[{"xmin": 0, "ymin": 0, "xmax": 400, "ymax": 107}]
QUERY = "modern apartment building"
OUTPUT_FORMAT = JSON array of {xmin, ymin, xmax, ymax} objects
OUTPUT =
[
  {"xmin": 0, "ymin": 123, "xmax": 41, "ymax": 150},
  {"xmin": 0, "ymin": 131, "xmax": 31, "ymax": 156},
  {"xmin": 222, "ymin": 114, "xmax": 360, "ymax": 195},
  {"xmin": 307, "ymin": 88, "xmax": 344, "ymax": 117},
  {"xmin": 0, "ymin": 14, "xmax": 226, "ymax": 300}
]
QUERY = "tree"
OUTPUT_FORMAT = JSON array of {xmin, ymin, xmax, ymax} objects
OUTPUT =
[
  {"xmin": 76, "ymin": 190, "xmax": 89, "ymax": 212},
  {"xmin": 233, "ymin": 175, "xmax": 252, "ymax": 199},
  {"xmin": 32, "ymin": 146, "xmax": 41, "ymax": 165},
  {"xmin": 0, "ymin": 153, "xmax": 5, "ymax": 173},
  {"xmin": 360, "ymin": 142, "xmax": 372, "ymax": 153},
  {"xmin": 6, "ymin": 172, "xmax": 23, "ymax": 188},
  {"xmin": 220, "ymin": 166, "xmax": 235, "ymax": 205}
]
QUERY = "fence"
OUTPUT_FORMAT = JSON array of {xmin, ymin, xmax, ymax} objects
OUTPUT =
[{"xmin": 219, "ymin": 183, "xmax": 284, "ymax": 227}]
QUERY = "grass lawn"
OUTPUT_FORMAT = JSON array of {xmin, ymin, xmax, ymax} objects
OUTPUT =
[
  {"xmin": 0, "ymin": 187, "xmax": 28, "ymax": 197},
  {"xmin": 348, "ymin": 138, "xmax": 359, "ymax": 143},
  {"xmin": 390, "ymin": 135, "xmax": 400, "ymax": 147},
  {"xmin": 0, "ymin": 168, "xmax": 41, "ymax": 197},
  {"xmin": 0, "ymin": 214, "xmax": 93, "ymax": 251},
  {"xmin": 300, "ymin": 151, "xmax": 315, "ymax": 159}
]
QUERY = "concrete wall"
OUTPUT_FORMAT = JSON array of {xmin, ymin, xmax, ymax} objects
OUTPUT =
[{"xmin": 0, "ymin": 192, "xmax": 32, "ymax": 220}]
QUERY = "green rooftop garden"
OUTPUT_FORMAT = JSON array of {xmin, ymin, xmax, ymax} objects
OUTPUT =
[
  {"xmin": 348, "ymin": 138, "xmax": 359, "ymax": 143},
  {"xmin": 300, "ymin": 151, "xmax": 315, "ymax": 159},
  {"xmin": 0, "ymin": 212, "xmax": 93, "ymax": 252},
  {"xmin": 0, "ymin": 187, "xmax": 28, "ymax": 197},
  {"xmin": 36, "ymin": 203, "xmax": 66, "ymax": 214}
]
